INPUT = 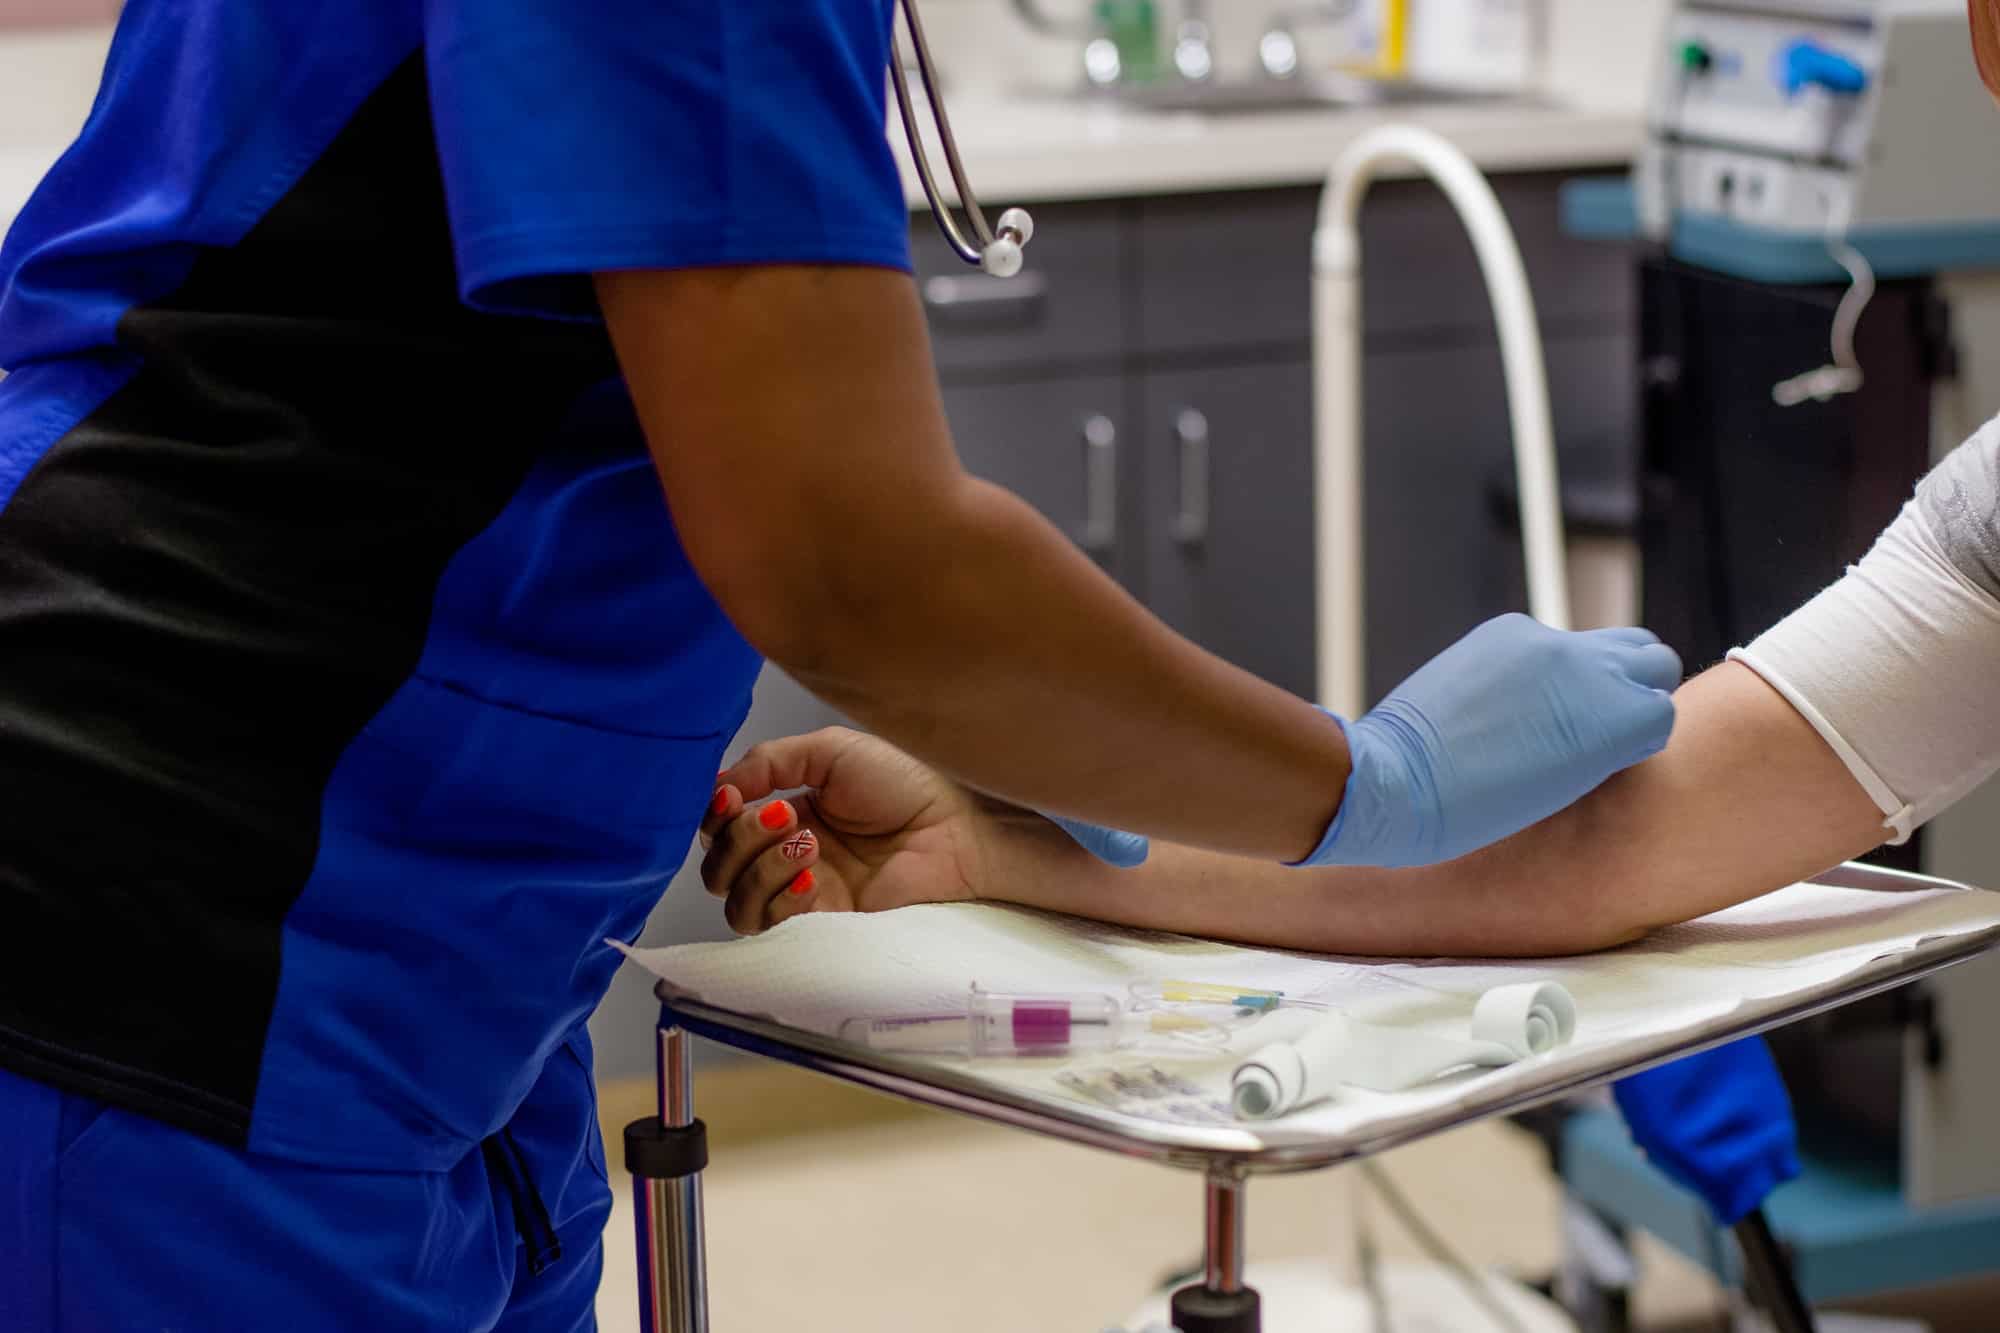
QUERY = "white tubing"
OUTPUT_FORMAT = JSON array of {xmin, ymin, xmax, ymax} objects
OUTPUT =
[
  {"xmin": 1313, "ymin": 266, "xmax": 1368, "ymax": 720},
  {"xmin": 1312, "ymin": 126, "xmax": 1572, "ymax": 716}
]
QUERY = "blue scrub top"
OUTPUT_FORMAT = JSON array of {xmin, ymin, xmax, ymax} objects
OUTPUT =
[{"xmin": 0, "ymin": 0, "xmax": 910, "ymax": 1169}]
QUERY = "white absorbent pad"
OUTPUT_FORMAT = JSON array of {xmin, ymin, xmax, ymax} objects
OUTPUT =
[{"xmin": 616, "ymin": 874, "xmax": 2000, "ymax": 1151}]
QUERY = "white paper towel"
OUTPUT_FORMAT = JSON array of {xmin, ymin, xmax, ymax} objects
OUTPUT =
[{"xmin": 616, "ymin": 878, "xmax": 2000, "ymax": 1145}]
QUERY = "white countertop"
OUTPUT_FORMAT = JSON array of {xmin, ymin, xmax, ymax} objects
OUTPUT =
[
  {"xmin": 892, "ymin": 91, "xmax": 1644, "ymax": 208},
  {"xmin": 0, "ymin": 146, "xmax": 55, "ymax": 241},
  {"xmin": 1, "ymin": 143, "xmax": 56, "ymax": 222}
]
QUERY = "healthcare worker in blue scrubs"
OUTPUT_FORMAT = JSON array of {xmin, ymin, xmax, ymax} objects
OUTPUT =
[{"xmin": 0, "ymin": 4, "xmax": 1680, "ymax": 1328}]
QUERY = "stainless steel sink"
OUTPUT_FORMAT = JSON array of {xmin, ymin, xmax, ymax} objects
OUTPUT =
[{"xmin": 1054, "ymin": 76, "xmax": 1524, "ymax": 115}]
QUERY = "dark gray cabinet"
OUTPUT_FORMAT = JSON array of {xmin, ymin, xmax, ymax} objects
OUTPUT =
[
  {"xmin": 926, "ymin": 175, "xmax": 1637, "ymax": 701},
  {"xmin": 940, "ymin": 375, "xmax": 1133, "ymax": 585},
  {"xmin": 1361, "ymin": 330, "xmax": 1638, "ymax": 688},
  {"xmin": 912, "ymin": 201, "xmax": 1127, "ymax": 379},
  {"xmin": 1140, "ymin": 359, "xmax": 1316, "ymax": 697}
]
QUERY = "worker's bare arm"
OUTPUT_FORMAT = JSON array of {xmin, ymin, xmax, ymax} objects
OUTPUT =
[
  {"xmin": 596, "ymin": 265, "xmax": 1349, "ymax": 861},
  {"xmin": 991, "ymin": 662, "xmax": 1887, "ymax": 955}
]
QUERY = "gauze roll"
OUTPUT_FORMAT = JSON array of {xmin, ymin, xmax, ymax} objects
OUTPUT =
[
  {"xmin": 1231, "ymin": 982, "xmax": 1577, "ymax": 1120},
  {"xmin": 1471, "ymin": 981, "xmax": 1576, "ymax": 1057}
]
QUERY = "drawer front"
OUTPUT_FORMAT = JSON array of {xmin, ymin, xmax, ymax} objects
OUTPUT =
[
  {"xmin": 941, "ymin": 373, "xmax": 1135, "ymax": 587},
  {"xmin": 913, "ymin": 201, "xmax": 1127, "ymax": 379},
  {"xmin": 1139, "ymin": 359, "xmax": 1316, "ymax": 699},
  {"xmin": 1135, "ymin": 175, "xmax": 1635, "ymax": 358},
  {"xmin": 1358, "ymin": 173, "xmax": 1636, "ymax": 341},
  {"xmin": 1136, "ymin": 188, "xmax": 1319, "ymax": 358}
]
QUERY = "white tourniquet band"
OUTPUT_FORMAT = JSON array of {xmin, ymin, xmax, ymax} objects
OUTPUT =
[{"xmin": 1732, "ymin": 425, "xmax": 2000, "ymax": 844}]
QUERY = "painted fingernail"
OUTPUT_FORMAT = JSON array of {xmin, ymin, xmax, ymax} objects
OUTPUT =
[
  {"xmin": 781, "ymin": 830, "xmax": 816, "ymax": 862},
  {"xmin": 709, "ymin": 789, "xmax": 730, "ymax": 817},
  {"xmin": 758, "ymin": 800, "xmax": 792, "ymax": 832},
  {"xmin": 787, "ymin": 868, "xmax": 816, "ymax": 896}
]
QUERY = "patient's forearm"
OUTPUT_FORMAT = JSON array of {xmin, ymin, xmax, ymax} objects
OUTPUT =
[{"xmin": 988, "ymin": 663, "xmax": 1887, "ymax": 956}]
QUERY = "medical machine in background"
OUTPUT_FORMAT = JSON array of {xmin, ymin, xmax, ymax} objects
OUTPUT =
[
  {"xmin": 1555, "ymin": 3, "xmax": 2000, "ymax": 1323},
  {"xmin": 1635, "ymin": 0, "xmax": 2000, "ymax": 407},
  {"xmin": 1637, "ymin": 1, "xmax": 2000, "ymax": 247}
]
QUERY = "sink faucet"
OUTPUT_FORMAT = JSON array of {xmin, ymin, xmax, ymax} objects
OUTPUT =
[
  {"xmin": 1172, "ymin": 0, "xmax": 1215, "ymax": 83},
  {"xmin": 1008, "ymin": 0, "xmax": 1096, "ymax": 37},
  {"xmin": 1259, "ymin": 0, "xmax": 1362, "ymax": 81}
]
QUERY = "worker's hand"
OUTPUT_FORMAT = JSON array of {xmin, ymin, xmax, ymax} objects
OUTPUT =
[
  {"xmin": 1304, "ymin": 614, "xmax": 1683, "ymax": 868},
  {"xmin": 699, "ymin": 728, "xmax": 1000, "ymax": 935}
]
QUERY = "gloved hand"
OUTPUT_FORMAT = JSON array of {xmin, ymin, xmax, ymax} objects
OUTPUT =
[
  {"xmin": 1302, "ymin": 614, "xmax": 1682, "ymax": 868},
  {"xmin": 1047, "ymin": 614, "xmax": 1679, "ymax": 871},
  {"xmin": 1047, "ymin": 814, "xmax": 1150, "ymax": 868},
  {"xmin": 1613, "ymin": 1039, "xmax": 1800, "ymax": 1225}
]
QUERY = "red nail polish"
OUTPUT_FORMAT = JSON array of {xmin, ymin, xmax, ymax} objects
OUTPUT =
[
  {"xmin": 781, "ymin": 830, "xmax": 816, "ymax": 862},
  {"xmin": 709, "ymin": 790, "xmax": 730, "ymax": 817},
  {"xmin": 787, "ymin": 868, "xmax": 815, "ymax": 896},
  {"xmin": 758, "ymin": 800, "xmax": 791, "ymax": 832}
]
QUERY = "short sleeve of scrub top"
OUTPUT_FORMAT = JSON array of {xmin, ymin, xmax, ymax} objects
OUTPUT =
[{"xmin": 422, "ymin": 0, "xmax": 915, "ymax": 319}]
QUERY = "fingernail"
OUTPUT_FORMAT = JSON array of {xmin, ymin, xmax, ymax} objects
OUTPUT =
[
  {"xmin": 781, "ymin": 830, "xmax": 816, "ymax": 862},
  {"xmin": 758, "ymin": 800, "xmax": 792, "ymax": 832},
  {"xmin": 787, "ymin": 868, "xmax": 816, "ymax": 897},
  {"xmin": 709, "ymin": 789, "xmax": 730, "ymax": 817}
]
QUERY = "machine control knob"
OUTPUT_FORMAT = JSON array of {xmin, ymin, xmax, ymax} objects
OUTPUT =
[{"xmin": 1777, "ymin": 38, "xmax": 1868, "ymax": 97}]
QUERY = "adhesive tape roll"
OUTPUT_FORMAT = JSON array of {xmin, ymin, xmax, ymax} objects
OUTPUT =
[{"xmin": 1470, "ymin": 982, "xmax": 1576, "ymax": 1058}]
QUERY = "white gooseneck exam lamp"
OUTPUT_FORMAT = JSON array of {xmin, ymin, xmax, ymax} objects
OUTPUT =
[{"xmin": 1313, "ymin": 126, "xmax": 1572, "ymax": 719}]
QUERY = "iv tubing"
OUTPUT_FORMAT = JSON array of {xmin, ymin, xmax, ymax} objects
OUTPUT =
[{"xmin": 1313, "ymin": 126, "xmax": 1571, "ymax": 717}]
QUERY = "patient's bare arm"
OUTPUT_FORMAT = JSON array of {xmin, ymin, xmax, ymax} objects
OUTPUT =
[
  {"xmin": 984, "ymin": 662, "xmax": 1888, "ymax": 956},
  {"xmin": 703, "ymin": 663, "xmax": 1887, "ymax": 952}
]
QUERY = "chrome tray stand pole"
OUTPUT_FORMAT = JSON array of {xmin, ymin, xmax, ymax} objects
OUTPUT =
[
  {"xmin": 626, "ymin": 1023, "xmax": 710, "ymax": 1333},
  {"xmin": 1170, "ymin": 1164, "xmax": 1262, "ymax": 1332}
]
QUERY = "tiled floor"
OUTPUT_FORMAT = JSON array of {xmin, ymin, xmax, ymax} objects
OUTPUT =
[{"xmin": 590, "ymin": 1059, "xmax": 1730, "ymax": 1333}]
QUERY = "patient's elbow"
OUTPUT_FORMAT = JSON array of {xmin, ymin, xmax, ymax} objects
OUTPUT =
[
  {"xmin": 1571, "ymin": 920, "xmax": 1652, "ymax": 954},
  {"xmin": 1533, "ymin": 886, "xmax": 1657, "ymax": 956}
]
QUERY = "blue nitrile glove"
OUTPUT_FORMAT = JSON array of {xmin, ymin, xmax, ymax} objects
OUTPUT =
[
  {"xmin": 1048, "ymin": 814, "xmax": 1151, "ymax": 868},
  {"xmin": 1046, "ymin": 614, "xmax": 1677, "ymax": 871},
  {"xmin": 1613, "ymin": 1039, "xmax": 1801, "ymax": 1225},
  {"xmin": 1299, "ymin": 614, "xmax": 1682, "ymax": 868}
]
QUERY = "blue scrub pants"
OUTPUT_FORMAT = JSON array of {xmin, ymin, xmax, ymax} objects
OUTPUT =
[{"xmin": 0, "ymin": 1035, "xmax": 610, "ymax": 1332}]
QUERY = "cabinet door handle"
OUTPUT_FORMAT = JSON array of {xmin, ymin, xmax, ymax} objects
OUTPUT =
[
  {"xmin": 1172, "ymin": 407, "xmax": 1210, "ymax": 548},
  {"xmin": 922, "ymin": 271, "xmax": 1049, "ymax": 318},
  {"xmin": 1079, "ymin": 413, "xmax": 1118, "ymax": 556}
]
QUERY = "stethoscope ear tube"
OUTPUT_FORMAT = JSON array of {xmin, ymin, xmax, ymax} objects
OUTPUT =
[{"xmin": 893, "ymin": 0, "xmax": 1035, "ymax": 276}]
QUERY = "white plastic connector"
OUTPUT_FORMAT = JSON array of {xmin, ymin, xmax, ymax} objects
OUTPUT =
[
  {"xmin": 982, "ymin": 207, "xmax": 1035, "ymax": 277},
  {"xmin": 997, "ymin": 207, "xmax": 1035, "ymax": 247},
  {"xmin": 981, "ymin": 236, "xmax": 1023, "ymax": 277}
]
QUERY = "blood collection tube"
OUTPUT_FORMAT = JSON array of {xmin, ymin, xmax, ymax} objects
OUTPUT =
[{"xmin": 838, "ymin": 984, "xmax": 1126, "ymax": 1057}]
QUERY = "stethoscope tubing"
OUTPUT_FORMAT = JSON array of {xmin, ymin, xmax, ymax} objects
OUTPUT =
[{"xmin": 894, "ymin": 0, "xmax": 1033, "ymax": 274}]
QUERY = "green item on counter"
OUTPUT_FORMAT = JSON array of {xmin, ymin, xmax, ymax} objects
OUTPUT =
[{"xmin": 1093, "ymin": 0, "xmax": 1160, "ymax": 84}]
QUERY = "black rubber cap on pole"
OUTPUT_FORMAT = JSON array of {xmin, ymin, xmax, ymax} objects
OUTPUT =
[
  {"xmin": 623, "ymin": 1116, "xmax": 709, "ymax": 1181},
  {"xmin": 1169, "ymin": 1284, "xmax": 1262, "ymax": 1333}
]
